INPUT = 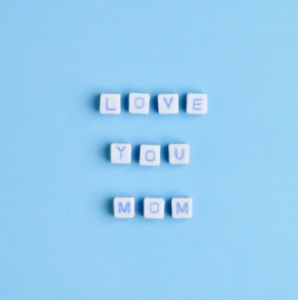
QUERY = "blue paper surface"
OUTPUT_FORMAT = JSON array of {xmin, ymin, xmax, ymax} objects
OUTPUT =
[{"xmin": 0, "ymin": 1, "xmax": 298, "ymax": 299}]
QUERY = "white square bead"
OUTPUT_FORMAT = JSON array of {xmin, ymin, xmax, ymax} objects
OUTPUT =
[
  {"xmin": 129, "ymin": 93, "xmax": 150, "ymax": 114},
  {"xmin": 110, "ymin": 143, "xmax": 132, "ymax": 164},
  {"xmin": 114, "ymin": 197, "xmax": 135, "ymax": 218},
  {"xmin": 171, "ymin": 198, "xmax": 192, "ymax": 219},
  {"xmin": 139, "ymin": 145, "xmax": 161, "ymax": 166},
  {"xmin": 100, "ymin": 94, "xmax": 121, "ymax": 114},
  {"xmin": 158, "ymin": 94, "xmax": 179, "ymax": 114},
  {"xmin": 144, "ymin": 198, "xmax": 165, "ymax": 219},
  {"xmin": 186, "ymin": 93, "xmax": 207, "ymax": 114},
  {"xmin": 168, "ymin": 144, "xmax": 189, "ymax": 165}
]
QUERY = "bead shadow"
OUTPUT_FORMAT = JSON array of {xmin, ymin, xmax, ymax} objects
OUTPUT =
[
  {"xmin": 133, "ymin": 145, "xmax": 140, "ymax": 163},
  {"xmin": 150, "ymin": 95, "xmax": 158, "ymax": 113},
  {"xmin": 105, "ymin": 198, "xmax": 114, "ymax": 216},
  {"xmin": 122, "ymin": 94, "xmax": 129, "ymax": 112},
  {"xmin": 161, "ymin": 145, "xmax": 169, "ymax": 163},
  {"xmin": 165, "ymin": 199, "xmax": 172, "ymax": 216},
  {"xmin": 136, "ymin": 198, "xmax": 144, "ymax": 216},
  {"xmin": 91, "ymin": 94, "xmax": 100, "ymax": 111},
  {"xmin": 103, "ymin": 144, "xmax": 110, "ymax": 161},
  {"xmin": 180, "ymin": 94, "xmax": 187, "ymax": 112}
]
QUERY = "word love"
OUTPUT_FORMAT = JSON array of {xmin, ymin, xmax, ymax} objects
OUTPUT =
[
  {"xmin": 114, "ymin": 197, "xmax": 193, "ymax": 219},
  {"xmin": 100, "ymin": 93, "xmax": 207, "ymax": 114},
  {"xmin": 111, "ymin": 143, "xmax": 190, "ymax": 166}
]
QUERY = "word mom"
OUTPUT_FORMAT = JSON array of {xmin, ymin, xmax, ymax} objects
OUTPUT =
[
  {"xmin": 114, "ymin": 197, "xmax": 193, "ymax": 219},
  {"xmin": 111, "ymin": 143, "xmax": 190, "ymax": 165},
  {"xmin": 100, "ymin": 93, "xmax": 207, "ymax": 114}
]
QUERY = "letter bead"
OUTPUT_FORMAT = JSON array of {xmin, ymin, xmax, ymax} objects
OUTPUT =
[
  {"xmin": 186, "ymin": 93, "xmax": 207, "ymax": 114},
  {"xmin": 110, "ymin": 143, "xmax": 132, "ymax": 164},
  {"xmin": 139, "ymin": 145, "xmax": 161, "ymax": 166},
  {"xmin": 100, "ymin": 94, "xmax": 121, "ymax": 114},
  {"xmin": 129, "ymin": 93, "xmax": 150, "ymax": 114},
  {"xmin": 168, "ymin": 144, "xmax": 189, "ymax": 165},
  {"xmin": 144, "ymin": 198, "xmax": 165, "ymax": 219},
  {"xmin": 114, "ymin": 197, "xmax": 135, "ymax": 218},
  {"xmin": 158, "ymin": 94, "xmax": 179, "ymax": 114},
  {"xmin": 171, "ymin": 198, "xmax": 192, "ymax": 219}
]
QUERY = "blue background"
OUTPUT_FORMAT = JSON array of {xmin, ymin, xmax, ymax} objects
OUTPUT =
[{"xmin": 1, "ymin": 1, "xmax": 298, "ymax": 299}]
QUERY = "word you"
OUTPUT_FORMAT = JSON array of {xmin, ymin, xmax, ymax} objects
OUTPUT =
[
  {"xmin": 111, "ymin": 143, "xmax": 190, "ymax": 165},
  {"xmin": 114, "ymin": 197, "xmax": 193, "ymax": 219},
  {"xmin": 100, "ymin": 93, "xmax": 207, "ymax": 115}
]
